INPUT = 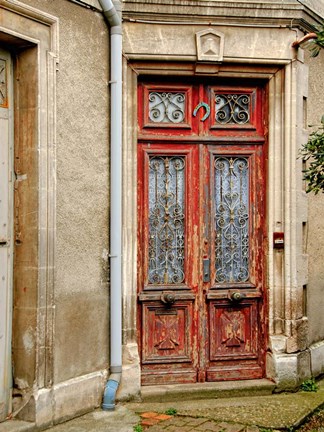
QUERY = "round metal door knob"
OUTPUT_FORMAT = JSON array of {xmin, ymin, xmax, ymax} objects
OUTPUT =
[
  {"xmin": 230, "ymin": 291, "xmax": 245, "ymax": 302},
  {"xmin": 161, "ymin": 292, "xmax": 176, "ymax": 305}
]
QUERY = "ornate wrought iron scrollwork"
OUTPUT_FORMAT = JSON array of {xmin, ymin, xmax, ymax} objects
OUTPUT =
[
  {"xmin": 149, "ymin": 92, "xmax": 186, "ymax": 124},
  {"xmin": 214, "ymin": 157, "xmax": 249, "ymax": 283},
  {"xmin": 215, "ymin": 94, "xmax": 250, "ymax": 125},
  {"xmin": 148, "ymin": 156, "xmax": 185, "ymax": 284}
]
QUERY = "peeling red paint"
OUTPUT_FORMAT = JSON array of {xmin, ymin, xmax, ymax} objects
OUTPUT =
[{"xmin": 137, "ymin": 79, "xmax": 268, "ymax": 385}]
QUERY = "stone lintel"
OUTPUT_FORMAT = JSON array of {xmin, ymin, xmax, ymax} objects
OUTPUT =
[{"xmin": 123, "ymin": 23, "xmax": 297, "ymax": 64}]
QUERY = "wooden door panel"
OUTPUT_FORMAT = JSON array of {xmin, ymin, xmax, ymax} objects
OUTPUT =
[
  {"xmin": 208, "ymin": 299, "xmax": 260, "ymax": 358},
  {"xmin": 138, "ymin": 83, "xmax": 200, "ymax": 139},
  {"xmin": 140, "ymin": 293, "xmax": 197, "ymax": 385},
  {"xmin": 141, "ymin": 367, "xmax": 197, "ymax": 385},
  {"xmin": 207, "ymin": 297, "xmax": 264, "ymax": 382},
  {"xmin": 206, "ymin": 363, "xmax": 263, "ymax": 381},
  {"xmin": 206, "ymin": 85, "xmax": 265, "ymax": 140},
  {"xmin": 141, "ymin": 300, "xmax": 194, "ymax": 364}
]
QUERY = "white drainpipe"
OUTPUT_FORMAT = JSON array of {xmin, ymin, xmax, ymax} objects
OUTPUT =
[{"xmin": 98, "ymin": 0, "xmax": 122, "ymax": 411}]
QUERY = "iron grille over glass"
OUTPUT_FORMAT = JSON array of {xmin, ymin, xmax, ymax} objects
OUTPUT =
[
  {"xmin": 215, "ymin": 94, "xmax": 250, "ymax": 125},
  {"xmin": 148, "ymin": 156, "xmax": 185, "ymax": 284},
  {"xmin": 149, "ymin": 92, "xmax": 186, "ymax": 123},
  {"xmin": 214, "ymin": 157, "xmax": 249, "ymax": 283}
]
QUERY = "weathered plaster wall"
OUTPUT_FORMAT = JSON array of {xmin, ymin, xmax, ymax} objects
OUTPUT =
[
  {"xmin": 299, "ymin": 0, "xmax": 324, "ymax": 17},
  {"xmin": 20, "ymin": 0, "xmax": 110, "ymax": 384},
  {"xmin": 305, "ymin": 49, "xmax": 324, "ymax": 345}
]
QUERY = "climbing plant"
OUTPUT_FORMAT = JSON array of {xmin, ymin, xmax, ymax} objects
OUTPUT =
[
  {"xmin": 300, "ymin": 116, "xmax": 324, "ymax": 194},
  {"xmin": 300, "ymin": 22, "xmax": 324, "ymax": 194},
  {"xmin": 308, "ymin": 22, "xmax": 324, "ymax": 57}
]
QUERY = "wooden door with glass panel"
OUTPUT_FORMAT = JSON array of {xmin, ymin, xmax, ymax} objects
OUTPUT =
[{"xmin": 137, "ymin": 79, "xmax": 267, "ymax": 385}]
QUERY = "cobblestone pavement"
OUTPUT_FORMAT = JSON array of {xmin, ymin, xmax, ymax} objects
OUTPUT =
[
  {"xmin": 131, "ymin": 379, "xmax": 324, "ymax": 432},
  {"xmin": 4, "ymin": 378, "xmax": 324, "ymax": 432},
  {"xmin": 138, "ymin": 412, "xmax": 262, "ymax": 432}
]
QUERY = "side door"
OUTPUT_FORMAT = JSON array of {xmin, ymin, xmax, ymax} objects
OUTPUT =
[{"xmin": 0, "ymin": 49, "xmax": 13, "ymax": 422}]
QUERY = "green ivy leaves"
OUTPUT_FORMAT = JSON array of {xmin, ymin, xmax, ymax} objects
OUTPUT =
[
  {"xmin": 309, "ymin": 22, "xmax": 324, "ymax": 57},
  {"xmin": 300, "ymin": 117, "xmax": 324, "ymax": 194}
]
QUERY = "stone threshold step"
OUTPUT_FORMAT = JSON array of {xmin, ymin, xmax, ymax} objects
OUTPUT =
[{"xmin": 140, "ymin": 379, "xmax": 276, "ymax": 403}]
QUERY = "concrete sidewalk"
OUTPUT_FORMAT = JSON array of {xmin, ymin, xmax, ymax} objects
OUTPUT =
[{"xmin": 3, "ymin": 378, "xmax": 324, "ymax": 432}]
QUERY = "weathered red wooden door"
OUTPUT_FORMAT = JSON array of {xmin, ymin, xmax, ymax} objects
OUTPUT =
[{"xmin": 137, "ymin": 79, "xmax": 267, "ymax": 385}]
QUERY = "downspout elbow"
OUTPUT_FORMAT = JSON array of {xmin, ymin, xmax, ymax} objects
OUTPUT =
[
  {"xmin": 100, "ymin": 0, "xmax": 122, "ymax": 28},
  {"xmin": 102, "ymin": 372, "xmax": 121, "ymax": 411}
]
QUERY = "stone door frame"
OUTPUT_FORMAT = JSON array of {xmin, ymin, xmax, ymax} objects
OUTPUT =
[
  {"xmin": 0, "ymin": 0, "xmax": 57, "ymax": 422},
  {"xmin": 120, "ymin": 22, "xmax": 310, "ymax": 396}
]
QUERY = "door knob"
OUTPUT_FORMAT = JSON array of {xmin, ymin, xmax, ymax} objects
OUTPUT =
[
  {"xmin": 161, "ymin": 291, "xmax": 176, "ymax": 306},
  {"xmin": 229, "ymin": 291, "xmax": 246, "ymax": 302}
]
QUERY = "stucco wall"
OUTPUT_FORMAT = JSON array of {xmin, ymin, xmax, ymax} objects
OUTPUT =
[
  {"xmin": 20, "ymin": 0, "xmax": 110, "ymax": 384},
  {"xmin": 305, "ymin": 49, "xmax": 324, "ymax": 345},
  {"xmin": 299, "ymin": 0, "xmax": 324, "ymax": 18},
  {"xmin": 15, "ymin": 0, "xmax": 324, "ymax": 394}
]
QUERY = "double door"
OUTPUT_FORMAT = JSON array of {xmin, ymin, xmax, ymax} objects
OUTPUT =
[{"xmin": 137, "ymin": 79, "xmax": 267, "ymax": 385}]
